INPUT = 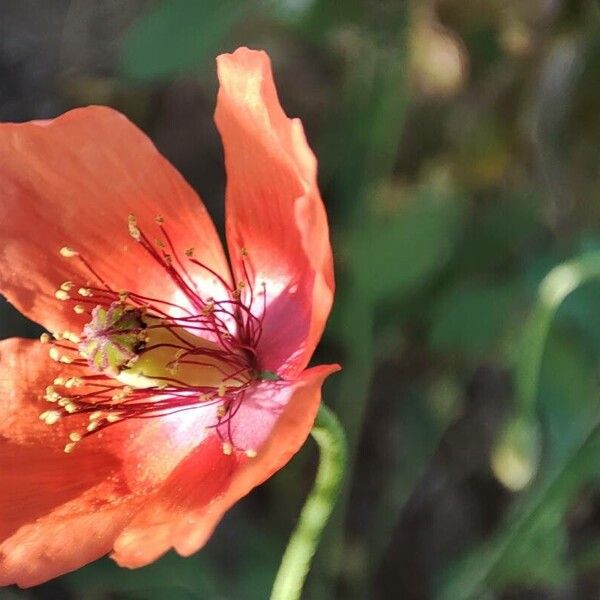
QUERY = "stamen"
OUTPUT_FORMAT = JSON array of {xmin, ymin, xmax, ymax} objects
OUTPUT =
[
  {"xmin": 45, "ymin": 215, "xmax": 273, "ymax": 456},
  {"xmin": 39, "ymin": 410, "xmax": 61, "ymax": 425},
  {"xmin": 55, "ymin": 290, "xmax": 70, "ymax": 301},
  {"xmin": 59, "ymin": 246, "xmax": 79, "ymax": 258}
]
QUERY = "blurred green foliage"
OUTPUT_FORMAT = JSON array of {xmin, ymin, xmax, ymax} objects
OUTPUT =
[{"xmin": 2, "ymin": 0, "xmax": 600, "ymax": 598}]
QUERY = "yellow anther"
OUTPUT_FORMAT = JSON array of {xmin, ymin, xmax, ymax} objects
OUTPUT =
[
  {"xmin": 64, "ymin": 402, "xmax": 78, "ymax": 414},
  {"xmin": 39, "ymin": 410, "xmax": 61, "ymax": 425},
  {"xmin": 59, "ymin": 246, "xmax": 79, "ymax": 258},
  {"xmin": 59, "ymin": 355, "xmax": 73, "ymax": 364},
  {"xmin": 106, "ymin": 412, "xmax": 122, "ymax": 423},
  {"xmin": 217, "ymin": 405, "xmax": 227, "ymax": 418},
  {"xmin": 64, "ymin": 442, "xmax": 76, "ymax": 454},
  {"xmin": 73, "ymin": 304, "xmax": 86, "ymax": 315},
  {"xmin": 89, "ymin": 411, "xmax": 103, "ymax": 422},
  {"xmin": 55, "ymin": 290, "xmax": 70, "ymax": 301},
  {"xmin": 40, "ymin": 332, "xmax": 51, "ymax": 344},
  {"xmin": 64, "ymin": 332, "xmax": 81, "ymax": 344},
  {"xmin": 87, "ymin": 421, "xmax": 99, "ymax": 432},
  {"xmin": 69, "ymin": 432, "xmax": 82, "ymax": 442},
  {"xmin": 128, "ymin": 214, "xmax": 141, "ymax": 241},
  {"xmin": 217, "ymin": 383, "xmax": 227, "ymax": 397},
  {"xmin": 245, "ymin": 449, "xmax": 258, "ymax": 458},
  {"xmin": 222, "ymin": 442, "xmax": 233, "ymax": 456},
  {"xmin": 58, "ymin": 398, "xmax": 70, "ymax": 407},
  {"xmin": 240, "ymin": 247, "xmax": 248, "ymax": 257},
  {"xmin": 112, "ymin": 386, "xmax": 132, "ymax": 402},
  {"xmin": 65, "ymin": 377, "xmax": 83, "ymax": 389},
  {"xmin": 60, "ymin": 281, "xmax": 75, "ymax": 292},
  {"xmin": 53, "ymin": 376, "xmax": 66, "ymax": 386},
  {"xmin": 78, "ymin": 288, "xmax": 93, "ymax": 297},
  {"xmin": 49, "ymin": 347, "xmax": 61, "ymax": 361}
]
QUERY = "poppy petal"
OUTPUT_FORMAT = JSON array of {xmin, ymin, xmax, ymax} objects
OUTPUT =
[
  {"xmin": 0, "ymin": 342, "xmax": 137, "ymax": 587},
  {"xmin": 0, "ymin": 476, "xmax": 140, "ymax": 588},
  {"xmin": 111, "ymin": 364, "xmax": 339, "ymax": 567},
  {"xmin": 0, "ymin": 337, "xmax": 84, "ymax": 446},
  {"xmin": 0, "ymin": 106, "xmax": 230, "ymax": 335},
  {"xmin": 215, "ymin": 48, "xmax": 334, "ymax": 376}
]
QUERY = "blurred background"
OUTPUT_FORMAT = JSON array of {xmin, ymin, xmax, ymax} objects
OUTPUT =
[{"xmin": 1, "ymin": 0, "xmax": 600, "ymax": 598}]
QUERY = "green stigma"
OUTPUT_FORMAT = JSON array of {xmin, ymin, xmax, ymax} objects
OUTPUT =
[{"xmin": 80, "ymin": 303, "xmax": 147, "ymax": 373}]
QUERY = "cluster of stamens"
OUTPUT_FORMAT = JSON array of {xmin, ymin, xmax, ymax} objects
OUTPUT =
[{"xmin": 40, "ymin": 214, "xmax": 271, "ymax": 457}]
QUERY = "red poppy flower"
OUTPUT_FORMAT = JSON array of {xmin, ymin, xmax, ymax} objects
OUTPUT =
[{"xmin": 0, "ymin": 47, "xmax": 338, "ymax": 587}]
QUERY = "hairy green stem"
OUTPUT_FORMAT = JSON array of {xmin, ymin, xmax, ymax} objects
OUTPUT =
[{"xmin": 270, "ymin": 405, "xmax": 347, "ymax": 600}]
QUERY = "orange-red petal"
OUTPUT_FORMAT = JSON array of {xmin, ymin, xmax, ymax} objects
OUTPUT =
[
  {"xmin": 0, "ymin": 106, "xmax": 230, "ymax": 335},
  {"xmin": 215, "ymin": 48, "xmax": 334, "ymax": 377},
  {"xmin": 0, "ymin": 340, "xmax": 138, "ymax": 587},
  {"xmin": 0, "ymin": 476, "xmax": 141, "ymax": 588},
  {"xmin": 0, "ymin": 338, "xmax": 84, "ymax": 447},
  {"xmin": 111, "ymin": 364, "xmax": 339, "ymax": 567}
]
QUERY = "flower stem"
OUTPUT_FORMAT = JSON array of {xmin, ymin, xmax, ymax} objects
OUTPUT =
[{"xmin": 270, "ymin": 404, "xmax": 347, "ymax": 600}]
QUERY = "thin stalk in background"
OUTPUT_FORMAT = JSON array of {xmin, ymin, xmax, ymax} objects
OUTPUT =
[{"xmin": 492, "ymin": 252, "xmax": 600, "ymax": 491}]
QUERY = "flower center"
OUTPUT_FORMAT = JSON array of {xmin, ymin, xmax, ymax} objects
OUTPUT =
[{"xmin": 39, "ymin": 214, "xmax": 271, "ymax": 457}]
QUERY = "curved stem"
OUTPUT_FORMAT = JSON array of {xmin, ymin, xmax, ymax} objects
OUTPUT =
[
  {"xmin": 516, "ymin": 252, "xmax": 600, "ymax": 414},
  {"xmin": 270, "ymin": 404, "xmax": 347, "ymax": 600},
  {"xmin": 493, "ymin": 252, "xmax": 600, "ymax": 490}
]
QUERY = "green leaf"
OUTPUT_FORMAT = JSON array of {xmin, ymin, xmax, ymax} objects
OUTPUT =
[
  {"xmin": 63, "ymin": 552, "xmax": 220, "ymax": 600},
  {"xmin": 347, "ymin": 184, "xmax": 464, "ymax": 306},
  {"xmin": 120, "ymin": 0, "xmax": 252, "ymax": 81},
  {"xmin": 429, "ymin": 278, "xmax": 520, "ymax": 361}
]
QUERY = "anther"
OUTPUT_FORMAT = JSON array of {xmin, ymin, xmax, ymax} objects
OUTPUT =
[
  {"xmin": 64, "ymin": 332, "xmax": 81, "ymax": 344},
  {"xmin": 73, "ymin": 304, "xmax": 86, "ymax": 315},
  {"xmin": 39, "ymin": 410, "xmax": 61, "ymax": 425},
  {"xmin": 53, "ymin": 376, "xmax": 66, "ymax": 386},
  {"xmin": 128, "ymin": 214, "xmax": 141, "ymax": 242},
  {"xmin": 106, "ymin": 413, "xmax": 122, "ymax": 423},
  {"xmin": 40, "ymin": 333, "xmax": 51, "ymax": 344},
  {"xmin": 69, "ymin": 432, "xmax": 82, "ymax": 443},
  {"xmin": 222, "ymin": 442, "xmax": 233, "ymax": 456},
  {"xmin": 55, "ymin": 290, "xmax": 70, "ymax": 301},
  {"xmin": 64, "ymin": 442, "xmax": 76, "ymax": 454},
  {"xmin": 59, "ymin": 246, "xmax": 79, "ymax": 258},
  {"xmin": 78, "ymin": 288, "xmax": 93, "ymax": 297},
  {"xmin": 65, "ymin": 377, "xmax": 83, "ymax": 389},
  {"xmin": 49, "ymin": 347, "xmax": 61, "ymax": 361},
  {"xmin": 60, "ymin": 281, "xmax": 75, "ymax": 291},
  {"xmin": 185, "ymin": 247, "xmax": 194, "ymax": 257},
  {"xmin": 245, "ymin": 449, "xmax": 257, "ymax": 458}
]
